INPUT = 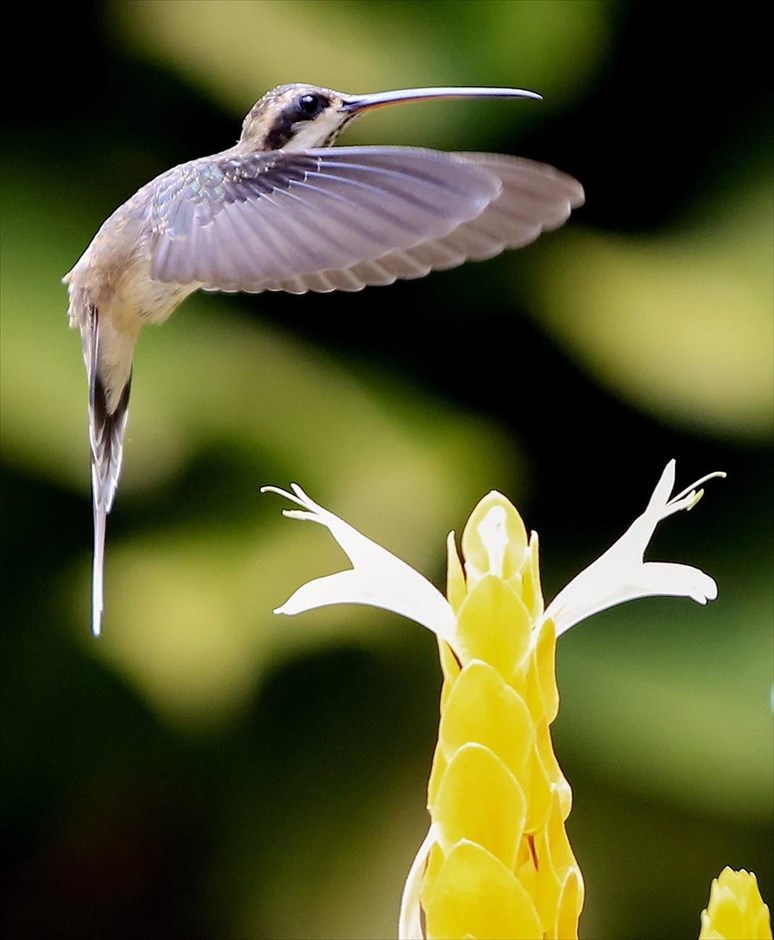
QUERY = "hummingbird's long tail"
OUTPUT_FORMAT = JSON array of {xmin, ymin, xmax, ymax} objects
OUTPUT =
[{"xmin": 84, "ymin": 305, "xmax": 132, "ymax": 636}]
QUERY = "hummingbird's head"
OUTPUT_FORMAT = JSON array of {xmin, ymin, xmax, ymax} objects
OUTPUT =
[
  {"xmin": 238, "ymin": 82, "xmax": 543, "ymax": 153},
  {"xmin": 238, "ymin": 84, "xmax": 355, "ymax": 152}
]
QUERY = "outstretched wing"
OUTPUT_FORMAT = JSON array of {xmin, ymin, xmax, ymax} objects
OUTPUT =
[
  {"xmin": 148, "ymin": 146, "xmax": 581, "ymax": 293},
  {"xmin": 260, "ymin": 152, "xmax": 585, "ymax": 293}
]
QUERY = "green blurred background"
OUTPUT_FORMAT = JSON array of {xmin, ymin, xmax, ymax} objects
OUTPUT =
[{"xmin": 1, "ymin": 1, "xmax": 771, "ymax": 937}]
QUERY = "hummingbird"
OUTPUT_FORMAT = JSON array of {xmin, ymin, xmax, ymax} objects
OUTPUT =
[{"xmin": 64, "ymin": 82, "xmax": 584, "ymax": 636}]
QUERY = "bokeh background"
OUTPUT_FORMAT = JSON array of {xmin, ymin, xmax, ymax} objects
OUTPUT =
[{"xmin": 2, "ymin": 1, "xmax": 771, "ymax": 937}]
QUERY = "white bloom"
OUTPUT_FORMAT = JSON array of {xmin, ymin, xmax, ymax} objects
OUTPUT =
[
  {"xmin": 263, "ymin": 462, "xmax": 723, "ymax": 648},
  {"xmin": 398, "ymin": 826, "xmax": 435, "ymax": 940},
  {"xmin": 259, "ymin": 483, "xmax": 457, "ymax": 646},
  {"xmin": 544, "ymin": 460, "xmax": 724, "ymax": 635}
]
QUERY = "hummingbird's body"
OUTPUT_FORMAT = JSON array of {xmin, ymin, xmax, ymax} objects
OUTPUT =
[{"xmin": 64, "ymin": 83, "xmax": 584, "ymax": 635}]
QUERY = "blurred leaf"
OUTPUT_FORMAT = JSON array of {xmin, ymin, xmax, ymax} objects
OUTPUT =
[
  {"xmin": 108, "ymin": 0, "xmax": 610, "ymax": 147},
  {"xmin": 556, "ymin": 561, "xmax": 773, "ymax": 821},
  {"xmin": 529, "ymin": 172, "xmax": 773, "ymax": 439}
]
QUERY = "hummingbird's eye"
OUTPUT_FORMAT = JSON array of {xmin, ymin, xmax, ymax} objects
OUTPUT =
[{"xmin": 296, "ymin": 93, "xmax": 324, "ymax": 118}]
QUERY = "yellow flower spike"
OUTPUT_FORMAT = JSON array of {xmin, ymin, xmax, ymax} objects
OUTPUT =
[
  {"xmin": 423, "ymin": 840, "xmax": 543, "ymax": 940},
  {"xmin": 264, "ymin": 462, "xmax": 723, "ymax": 938},
  {"xmin": 699, "ymin": 868, "xmax": 772, "ymax": 940},
  {"xmin": 433, "ymin": 742, "xmax": 527, "ymax": 870}
]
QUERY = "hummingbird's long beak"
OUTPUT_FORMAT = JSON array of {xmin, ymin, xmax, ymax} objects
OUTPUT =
[{"xmin": 341, "ymin": 86, "xmax": 542, "ymax": 115}]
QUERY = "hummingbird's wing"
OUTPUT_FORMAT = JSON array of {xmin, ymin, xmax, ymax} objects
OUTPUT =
[
  {"xmin": 149, "ymin": 147, "xmax": 499, "ymax": 288},
  {"xmin": 258, "ymin": 153, "xmax": 584, "ymax": 293},
  {"xmin": 148, "ymin": 147, "xmax": 579, "ymax": 292}
]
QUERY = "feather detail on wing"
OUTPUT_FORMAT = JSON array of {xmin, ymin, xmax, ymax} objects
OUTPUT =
[
  {"xmin": 149, "ymin": 147, "xmax": 501, "ymax": 288},
  {"xmin": 260, "ymin": 154, "xmax": 585, "ymax": 293},
  {"xmin": 148, "ymin": 146, "xmax": 583, "ymax": 295}
]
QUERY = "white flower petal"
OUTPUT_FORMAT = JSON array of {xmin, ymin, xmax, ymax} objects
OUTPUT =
[
  {"xmin": 398, "ymin": 827, "xmax": 435, "ymax": 940},
  {"xmin": 545, "ymin": 460, "xmax": 724, "ymax": 635},
  {"xmin": 546, "ymin": 562, "xmax": 718, "ymax": 631},
  {"xmin": 262, "ymin": 485, "xmax": 457, "ymax": 646},
  {"xmin": 633, "ymin": 561, "xmax": 718, "ymax": 604}
]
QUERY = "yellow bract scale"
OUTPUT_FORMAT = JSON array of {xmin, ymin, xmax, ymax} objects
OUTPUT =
[
  {"xmin": 699, "ymin": 868, "xmax": 772, "ymax": 940},
  {"xmin": 536, "ymin": 721, "xmax": 572, "ymax": 819},
  {"xmin": 532, "ymin": 794, "xmax": 584, "ymax": 932},
  {"xmin": 520, "ymin": 532, "xmax": 545, "ymax": 624},
  {"xmin": 438, "ymin": 660, "xmax": 535, "ymax": 780},
  {"xmin": 515, "ymin": 840, "xmax": 539, "ymax": 908},
  {"xmin": 433, "ymin": 742, "xmax": 527, "ymax": 871},
  {"xmin": 455, "ymin": 575, "xmax": 532, "ymax": 676},
  {"xmin": 422, "ymin": 841, "xmax": 447, "ymax": 919},
  {"xmin": 523, "ymin": 742, "xmax": 554, "ymax": 834},
  {"xmin": 554, "ymin": 871, "xmax": 583, "ymax": 940},
  {"xmin": 424, "ymin": 840, "xmax": 543, "ymax": 940},
  {"xmin": 461, "ymin": 492, "xmax": 530, "ymax": 588},
  {"xmin": 437, "ymin": 637, "xmax": 461, "ymax": 711},
  {"xmin": 426, "ymin": 740, "xmax": 447, "ymax": 807},
  {"xmin": 532, "ymin": 617, "xmax": 559, "ymax": 724},
  {"xmin": 446, "ymin": 530, "xmax": 467, "ymax": 615}
]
